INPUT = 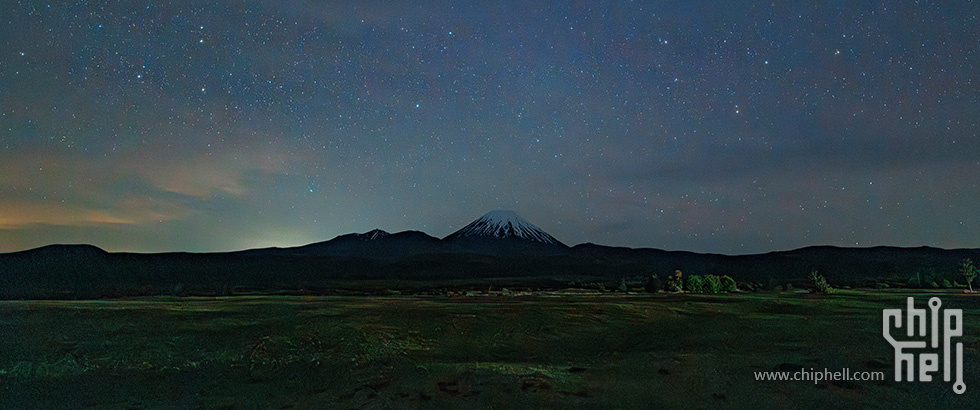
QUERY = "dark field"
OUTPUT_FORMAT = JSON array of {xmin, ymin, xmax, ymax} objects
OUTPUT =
[{"xmin": 1, "ymin": 290, "xmax": 977, "ymax": 409}]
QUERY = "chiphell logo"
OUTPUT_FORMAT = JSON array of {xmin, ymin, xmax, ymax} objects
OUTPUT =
[{"xmin": 883, "ymin": 297, "xmax": 965, "ymax": 394}]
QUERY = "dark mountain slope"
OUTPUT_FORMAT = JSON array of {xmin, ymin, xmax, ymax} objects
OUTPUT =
[{"xmin": 2, "ymin": 241, "xmax": 978, "ymax": 299}]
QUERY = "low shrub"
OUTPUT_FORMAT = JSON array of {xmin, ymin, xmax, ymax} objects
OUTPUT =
[
  {"xmin": 720, "ymin": 275, "xmax": 737, "ymax": 292},
  {"xmin": 807, "ymin": 271, "xmax": 834, "ymax": 294},
  {"xmin": 704, "ymin": 275, "xmax": 722, "ymax": 293},
  {"xmin": 666, "ymin": 271, "xmax": 684, "ymax": 292},
  {"xmin": 685, "ymin": 276, "xmax": 706, "ymax": 293}
]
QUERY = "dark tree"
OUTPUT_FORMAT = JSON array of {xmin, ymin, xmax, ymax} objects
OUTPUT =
[
  {"xmin": 645, "ymin": 275, "xmax": 662, "ymax": 293},
  {"xmin": 960, "ymin": 259, "xmax": 976, "ymax": 293},
  {"xmin": 807, "ymin": 271, "xmax": 833, "ymax": 294}
]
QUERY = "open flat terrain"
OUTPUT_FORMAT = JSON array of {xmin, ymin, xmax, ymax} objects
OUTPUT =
[{"xmin": 1, "ymin": 290, "xmax": 977, "ymax": 409}]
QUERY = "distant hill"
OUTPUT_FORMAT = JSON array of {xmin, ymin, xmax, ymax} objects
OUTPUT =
[{"xmin": 246, "ymin": 229, "xmax": 446, "ymax": 259}]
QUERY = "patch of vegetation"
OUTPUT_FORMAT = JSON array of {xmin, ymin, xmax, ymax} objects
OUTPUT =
[
  {"xmin": 241, "ymin": 334, "xmax": 327, "ymax": 381},
  {"xmin": 807, "ymin": 271, "xmax": 834, "ymax": 294},
  {"xmin": 666, "ymin": 270, "xmax": 684, "ymax": 292},
  {"xmin": 960, "ymin": 259, "xmax": 976, "ymax": 293},
  {"xmin": 679, "ymin": 274, "xmax": 732, "ymax": 294},
  {"xmin": 719, "ymin": 275, "xmax": 737, "ymax": 292},
  {"xmin": 703, "ymin": 275, "xmax": 722, "ymax": 293},
  {"xmin": 685, "ymin": 275, "xmax": 706, "ymax": 293},
  {"xmin": 616, "ymin": 278, "xmax": 628, "ymax": 292}
]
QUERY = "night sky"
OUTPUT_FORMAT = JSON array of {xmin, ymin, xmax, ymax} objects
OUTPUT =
[{"xmin": 1, "ymin": 1, "xmax": 978, "ymax": 254}]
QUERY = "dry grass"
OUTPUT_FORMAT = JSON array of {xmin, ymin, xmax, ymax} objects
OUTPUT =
[{"xmin": 0, "ymin": 290, "xmax": 977, "ymax": 408}]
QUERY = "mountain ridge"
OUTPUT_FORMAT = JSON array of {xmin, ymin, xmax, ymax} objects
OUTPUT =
[
  {"xmin": 2, "ymin": 240, "xmax": 979, "ymax": 299},
  {"xmin": 3, "ymin": 236, "xmax": 976, "ymax": 260},
  {"xmin": 2, "ymin": 210, "xmax": 979, "ymax": 299}
]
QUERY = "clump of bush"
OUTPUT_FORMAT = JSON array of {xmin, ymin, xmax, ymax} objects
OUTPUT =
[
  {"xmin": 960, "ymin": 259, "xmax": 977, "ymax": 293},
  {"xmin": 704, "ymin": 275, "xmax": 722, "ymax": 293},
  {"xmin": 678, "ymin": 274, "xmax": 738, "ymax": 293},
  {"xmin": 685, "ymin": 275, "xmax": 706, "ymax": 293},
  {"xmin": 617, "ymin": 278, "xmax": 628, "ymax": 292},
  {"xmin": 656, "ymin": 270, "xmax": 744, "ymax": 294},
  {"xmin": 666, "ymin": 270, "xmax": 684, "ymax": 292},
  {"xmin": 720, "ymin": 275, "xmax": 737, "ymax": 292},
  {"xmin": 807, "ymin": 271, "xmax": 834, "ymax": 294}
]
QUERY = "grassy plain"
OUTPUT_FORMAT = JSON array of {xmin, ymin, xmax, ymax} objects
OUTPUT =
[{"xmin": 1, "ymin": 290, "xmax": 977, "ymax": 409}]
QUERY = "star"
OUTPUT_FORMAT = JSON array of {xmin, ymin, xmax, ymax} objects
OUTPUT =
[{"xmin": 0, "ymin": 1, "xmax": 974, "ymax": 254}]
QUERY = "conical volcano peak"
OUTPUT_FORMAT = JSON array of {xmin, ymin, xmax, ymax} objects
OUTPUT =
[
  {"xmin": 481, "ymin": 209, "xmax": 523, "ymax": 224},
  {"xmin": 445, "ymin": 210, "xmax": 565, "ymax": 246}
]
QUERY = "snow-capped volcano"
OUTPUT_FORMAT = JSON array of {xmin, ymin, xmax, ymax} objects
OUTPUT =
[
  {"xmin": 444, "ymin": 210, "xmax": 566, "ymax": 246},
  {"xmin": 362, "ymin": 229, "xmax": 389, "ymax": 241}
]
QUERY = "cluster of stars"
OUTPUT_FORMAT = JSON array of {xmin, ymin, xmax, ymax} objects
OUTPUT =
[{"xmin": 0, "ymin": 1, "xmax": 977, "ymax": 253}]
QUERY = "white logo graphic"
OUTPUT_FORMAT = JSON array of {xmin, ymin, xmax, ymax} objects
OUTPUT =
[{"xmin": 883, "ymin": 297, "xmax": 965, "ymax": 394}]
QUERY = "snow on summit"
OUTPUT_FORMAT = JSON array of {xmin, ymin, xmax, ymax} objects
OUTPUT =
[
  {"xmin": 445, "ymin": 210, "xmax": 565, "ymax": 246},
  {"xmin": 363, "ymin": 229, "xmax": 389, "ymax": 241}
]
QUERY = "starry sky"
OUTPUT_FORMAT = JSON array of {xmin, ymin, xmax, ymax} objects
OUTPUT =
[{"xmin": 1, "ymin": 1, "xmax": 978, "ymax": 254}]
